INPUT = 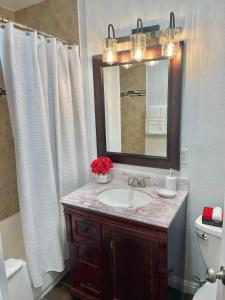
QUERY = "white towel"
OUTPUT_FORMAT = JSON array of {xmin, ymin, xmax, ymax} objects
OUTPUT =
[
  {"xmin": 145, "ymin": 105, "xmax": 167, "ymax": 135},
  {"xmin": 212, "ymin": 207, "xmax": 223, "ymax": 222}
]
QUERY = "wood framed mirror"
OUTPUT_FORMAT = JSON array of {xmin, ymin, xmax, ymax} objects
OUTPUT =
[{"xmin": 93, "ymin": 42, "xmax": 184, "ymax": 170}]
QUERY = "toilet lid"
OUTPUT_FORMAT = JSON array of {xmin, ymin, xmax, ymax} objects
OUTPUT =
[
  {"xmin": 4, "ymin": 258, "xmax": 25, "ymax": 279},
  {"xmin": 193, "ymin": 282, "xmax": 217, "ymax": 300}
]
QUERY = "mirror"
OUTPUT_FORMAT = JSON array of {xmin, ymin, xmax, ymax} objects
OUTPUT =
[
  {"xmin": 103, "ymin": 59, "xmax": 169, "ymax": 157},
  {"xmin": 93, "ymin": 43, "xmax": 184, "ymax": 170}
]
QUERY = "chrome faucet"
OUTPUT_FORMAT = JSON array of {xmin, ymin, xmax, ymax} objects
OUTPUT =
[
  {"xmin": 139, "ymin": 177, "xmax": 150, "ymax": 188},
  {"xmin": 128, "ymin": 176, "xmax": 150, "ymax": 188},
  {"xmin": 128, "ymin": 177, "xmax": 140, "ymax": 187}
]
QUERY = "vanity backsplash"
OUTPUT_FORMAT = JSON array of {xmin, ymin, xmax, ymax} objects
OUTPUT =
[{"xmin": 111, "ymin": 167, "xmax": 190, "ymax": 191}]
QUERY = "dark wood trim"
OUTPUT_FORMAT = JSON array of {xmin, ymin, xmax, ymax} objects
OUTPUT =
[
  {"xmin": 64, "ymin": 204, "xmax": 168, "ymax": 240},
  {"xmin": 92, "ymin": 42, "xmax": 184, "ymax": 170}
]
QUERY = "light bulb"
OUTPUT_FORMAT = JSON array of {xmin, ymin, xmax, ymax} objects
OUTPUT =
[
  {"xmin": 105, "ymin": 49, "xmax": 114, "ymax": 65},
  {"xmin": 166, "ymin": 41, "xmax": 174, "ymax": 58},
  {"xmin": 133, "ymin": 48, "xmax": 143, "ymax": 62}
]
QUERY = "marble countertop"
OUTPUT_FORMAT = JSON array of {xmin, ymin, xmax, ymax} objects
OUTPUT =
[{"xmin": 61, "ymin": 175, "xmax": 189, "ymax": 229}]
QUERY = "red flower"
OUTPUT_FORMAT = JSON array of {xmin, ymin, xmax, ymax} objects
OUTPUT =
[{"xmin": 91, "ymin": 157, "xmax": 113, "ymax": 175}]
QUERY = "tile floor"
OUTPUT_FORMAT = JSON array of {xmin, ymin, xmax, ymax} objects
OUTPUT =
[
  {"xmin": 46, "ymin": 284, "xmax": 193, "ymax": 300},
  {"xmin": 45, "ymin": 285, "xmax": 73, "ymax": 300}
]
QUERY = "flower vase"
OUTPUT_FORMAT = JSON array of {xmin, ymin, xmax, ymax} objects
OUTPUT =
[{"xmin": 94, "ymin": 172, "xmax": 111, "ymax": 184}]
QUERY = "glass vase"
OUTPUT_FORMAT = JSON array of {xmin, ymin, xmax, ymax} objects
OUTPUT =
[{"xmin": 94, "ymin": 172, "xmax": 111, "ymax": 184}]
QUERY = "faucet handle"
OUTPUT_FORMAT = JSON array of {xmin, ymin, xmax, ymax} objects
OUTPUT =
[
  {"xmin": 139, "ymin": 176, "xmax": 151, "ymax": 188},
  {"xmin": 128, "ymin": 176, "xmax": 133, "ymax": 185}
]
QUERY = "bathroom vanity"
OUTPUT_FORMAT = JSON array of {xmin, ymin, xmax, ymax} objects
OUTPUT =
[
  {"xmin": 62, "ymin": 175, "xmax": 188, "ymax": 300},
  {"xmin": 62, "ymin": 27, "xmax": 186, "ymax": 300}
]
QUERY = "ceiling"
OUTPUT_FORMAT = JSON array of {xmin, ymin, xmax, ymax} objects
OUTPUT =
[{"xmin": 0, "ymin": 0, "xmax": 45, "ymax": 11}]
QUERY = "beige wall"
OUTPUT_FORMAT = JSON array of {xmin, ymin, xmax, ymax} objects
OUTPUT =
[
  {"xmin": 0, "ymin": 7, "xmax": 15, "ymax": 21},
  {"xmin": 0, "ymin": 213, "xmax": 25, "ymax": 259},
  {"xmin": 120, "ymin": 64, "xmax": 146, "ymax": 154},
  {"xmin": 0, "ymin": 6, "xmax": 19, "ymax": 221},
  {"xmin": 0, "ymin": 92, "xmax": 19, "ymax": 221},
  {"xmin": 121, "ymin": 96, "xmax": 146, "ymax": 154},
  {"xmin": 15, "ymin": 0, "xmax": 79, "ymax": 43}
]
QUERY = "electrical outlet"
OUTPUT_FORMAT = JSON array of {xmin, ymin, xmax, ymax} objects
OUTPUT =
[{"xmin": 181, "ymin": 148, "xmax": 188, "ymax": 164}]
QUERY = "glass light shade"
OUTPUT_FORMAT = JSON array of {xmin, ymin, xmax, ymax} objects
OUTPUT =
[
  {"xmin": 161, "ymin": 28, "xmax": 180, "ymax": 58},
  {"xmin": 103, "ymin": 38, "xmax": 117, "ymax": 65},
  {"xmin": 130, "ymin": 33, "xmax": 146, "ymax": 62}
]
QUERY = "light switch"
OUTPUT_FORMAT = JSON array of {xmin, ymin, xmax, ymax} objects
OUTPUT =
[{"xmin": 181, "ymin": 148, "xmax": 188, "ymax": 164}]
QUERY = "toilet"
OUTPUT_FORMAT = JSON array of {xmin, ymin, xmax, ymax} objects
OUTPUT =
[
  {"xmin": 193, "ymin": 215, "xmax": 222, "ymax": 299},
  {"xmin": 5, "ymin": 258, "xmax": 34, "ymax": 300}
]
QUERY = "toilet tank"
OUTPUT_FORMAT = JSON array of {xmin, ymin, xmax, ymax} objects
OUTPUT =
[{"xmin": 195, "ymin": 215, "xmax": 222, "ymax": 270}]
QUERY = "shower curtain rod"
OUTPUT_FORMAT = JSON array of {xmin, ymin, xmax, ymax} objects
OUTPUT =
[
  {"xmin": 0, "ymin": 17, "xmax": 78, "ymax": 97},
  {"xmin": 0, "ymin": 17, "xmax": 77, "ymax": 45}
]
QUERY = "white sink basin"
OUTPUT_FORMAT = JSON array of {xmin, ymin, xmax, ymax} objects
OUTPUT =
[{"xmin": 97, "ymin": 188, "xmax": 152, "ymax": 208}]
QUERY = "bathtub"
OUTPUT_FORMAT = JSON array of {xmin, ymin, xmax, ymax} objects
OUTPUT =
[{"xmin": 0, "ymin": 213, "xmax": 66, "ymax": 300}]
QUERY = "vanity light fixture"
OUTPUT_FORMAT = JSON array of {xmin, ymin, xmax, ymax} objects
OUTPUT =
[
  {"xmin": 161, "ymin": 12, "xmax": 181, "ymax": 58},
  {"xmin": 130, "ymin": 18, "xmax": 146, "ymax": 62},
  {"xmin": 103, "ymin": 24, "xmax": 117, "ymax": 65}
]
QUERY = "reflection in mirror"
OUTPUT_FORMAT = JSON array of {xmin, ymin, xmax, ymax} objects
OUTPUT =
[{"xmin": 103, "ymin": 59, "xmax": 169, "ymax": 157}]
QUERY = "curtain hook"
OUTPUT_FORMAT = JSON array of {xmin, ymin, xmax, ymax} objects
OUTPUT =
[{"xmin": 25, "ymin": 24, "xmax": 31, "ymax": 36}]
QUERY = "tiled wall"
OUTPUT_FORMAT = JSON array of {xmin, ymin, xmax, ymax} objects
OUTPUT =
[
  {"xmin": 0, "ymin": 7, "xmax": 15, "ymax": 21},
  {"xmin": 0, "ymin": 7, "xmax": 19, "ymax": 221},
  {"xmin": 0, "ymin": 0, "xmax": 79, "ymax": 221},
  {"xmin": 120, "ymin": 64, "xmax": 146, "ymax": 154},
  {"xmin": 15, "ymin": 0, "xmax": 79, "ymax": 43}
]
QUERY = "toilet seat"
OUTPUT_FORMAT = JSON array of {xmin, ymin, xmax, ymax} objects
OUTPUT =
[{"xmin": 193, "ymin": 282, "xmax": 217, "ymax": 300}]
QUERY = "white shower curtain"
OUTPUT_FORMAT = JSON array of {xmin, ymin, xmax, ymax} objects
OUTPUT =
[
  {"xmin": 103, "ymin": 66, "xmax": 121, "ymax": 152},
  {"xmin": 0, "ymin": 23, "xmax": 89, "ymax": 287}
]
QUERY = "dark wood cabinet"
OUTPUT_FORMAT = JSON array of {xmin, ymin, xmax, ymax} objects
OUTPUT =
[
  {"xmin": 104, "ymin": 228, "xmax": 155, "ymax": 300},
  {"xmin": 63, "ymin": 204, "xmax": 186, "ymax": 300}
]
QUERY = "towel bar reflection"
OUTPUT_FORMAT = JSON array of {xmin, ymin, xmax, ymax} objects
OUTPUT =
[{"xmin": 0, "ymin": 88, "xmax": 6, "ymax": 96}]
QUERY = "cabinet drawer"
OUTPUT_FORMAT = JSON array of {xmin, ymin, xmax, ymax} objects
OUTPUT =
[
  {"xmin": 76, "ymin": 265, "xmax": 102, "ymax": 297},
  {"xmin": 72, "ymin": 215, "xmax": 101, "ymax": 245},
  {"xmin": 76, "ymin": 242, "xmax": 100, "ymax": 269}
]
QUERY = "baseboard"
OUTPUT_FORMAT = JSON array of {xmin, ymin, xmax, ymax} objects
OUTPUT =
[
  {"xmin": 35, "ymin": 271, "xmax": 198, "ymax": 299},
  {"xmin": 35, "ymin": 266, "xmax": 69, "ymax": 300},
  {"xmin": 169, "ymin": 275, "xmax": 199, "ymax": 295}
]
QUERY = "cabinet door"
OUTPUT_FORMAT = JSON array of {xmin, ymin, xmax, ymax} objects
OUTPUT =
[{"xmin": 103, "ymin": 226, "xmax": 157, "ymax": 300}]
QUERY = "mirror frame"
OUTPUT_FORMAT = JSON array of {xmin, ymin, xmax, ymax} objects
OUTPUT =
[{"xmin": 92, "ymin": 42, "xmax": 184, "ymax": 170}]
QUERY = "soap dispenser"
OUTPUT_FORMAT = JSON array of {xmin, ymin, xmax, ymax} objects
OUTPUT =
[{"xmin": 165, "ymin": 168, "xmax": 177, "ymax": 191}]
